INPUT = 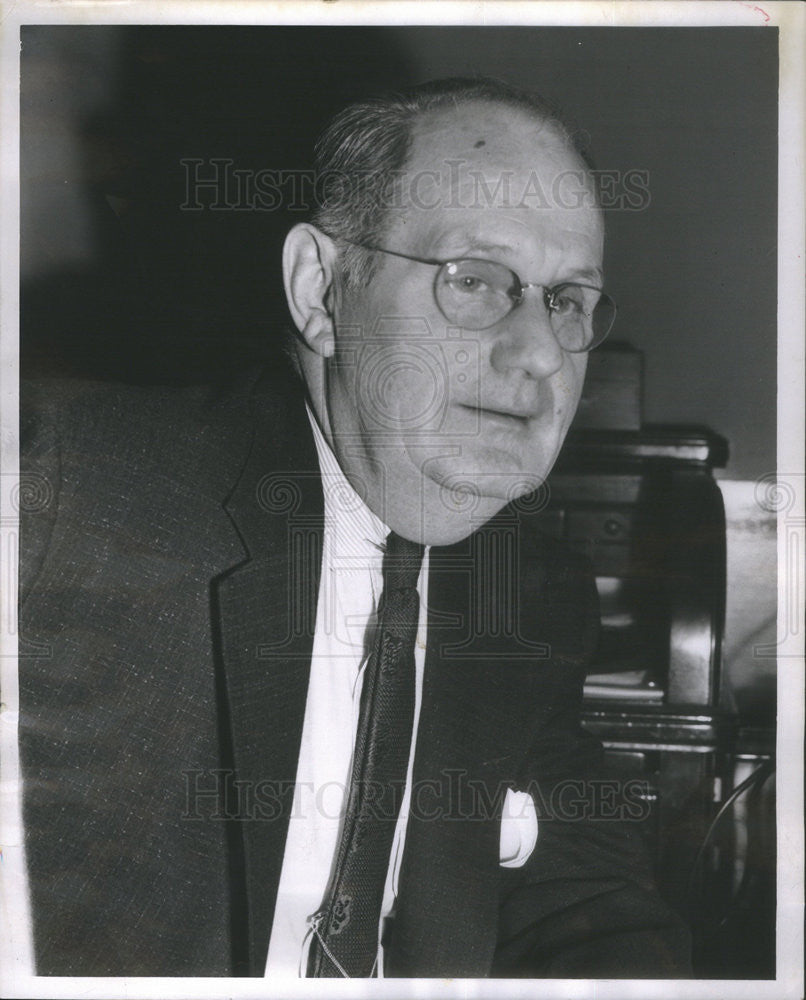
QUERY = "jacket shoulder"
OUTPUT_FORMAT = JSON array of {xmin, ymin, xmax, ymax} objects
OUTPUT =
[{"xmin": 18, "ymin": 367, "xmax": 299, "ymax": 586}]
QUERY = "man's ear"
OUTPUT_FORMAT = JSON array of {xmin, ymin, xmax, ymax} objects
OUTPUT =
[{"xmin": 282, "ymin": 223, "xmax": 339, "ymax": 358}]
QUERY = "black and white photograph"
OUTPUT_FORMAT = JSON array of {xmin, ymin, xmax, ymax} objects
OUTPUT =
[{"xmin": 0, "ymin": 3, "xmax": 802, "ymax": 998}]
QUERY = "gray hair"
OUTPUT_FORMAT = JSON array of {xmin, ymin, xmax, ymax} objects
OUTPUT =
[{"xmin": 310, "ymin": 77, "xmax": 583, "ymax": 289}]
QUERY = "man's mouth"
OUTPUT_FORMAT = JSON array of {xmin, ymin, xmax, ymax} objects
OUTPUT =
[{"xmin": 458, "ymin": 404, "xmax": 536, "ymax": 423}]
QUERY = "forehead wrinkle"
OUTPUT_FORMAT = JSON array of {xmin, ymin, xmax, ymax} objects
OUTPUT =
[
  {"xmin": 397, "ymin": 151, "xmax": 599, "ymax": 237},
  {"xmin": 428, "ymin": 213, "xmax": 601, "ymax": 254}
]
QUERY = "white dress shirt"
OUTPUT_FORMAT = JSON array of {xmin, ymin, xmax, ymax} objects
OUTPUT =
[
  {"xmin": 264, "ymin": 408, "xmax": 537, "ymax": 978},
  {"xmin": 265, "ymin": 409, "xmax": 430, "ymax": 977}
]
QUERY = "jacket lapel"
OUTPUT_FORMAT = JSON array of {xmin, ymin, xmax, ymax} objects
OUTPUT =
[{"xmin": 212, "ymin": 370, "xmax": 323, "ymax": 974}]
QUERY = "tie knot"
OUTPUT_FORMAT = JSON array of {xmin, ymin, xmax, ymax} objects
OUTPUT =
[{"xmin": 382, "ymin": 531, "xmax": 425, "ymax": 592}]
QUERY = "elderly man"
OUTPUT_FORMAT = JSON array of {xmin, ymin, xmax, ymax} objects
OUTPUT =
[{"xmin": 19, "ymin": 77, "xmax": 690, "ymax": 978}]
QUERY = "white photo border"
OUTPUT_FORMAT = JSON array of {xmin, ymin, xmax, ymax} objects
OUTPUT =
[{"xmin": 1, "ymin": 3, "xmax": 803, "ymax": 999}]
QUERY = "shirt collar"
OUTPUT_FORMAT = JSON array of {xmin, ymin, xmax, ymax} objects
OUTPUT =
[{"xmin": 306, "ymin": 404, "xmax": 388, "ymax": 560}]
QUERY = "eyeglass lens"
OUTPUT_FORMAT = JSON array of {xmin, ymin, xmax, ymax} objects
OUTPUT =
[{"xmin": 437, "ymin": 259, "xmax": 614, "ymax": 351}]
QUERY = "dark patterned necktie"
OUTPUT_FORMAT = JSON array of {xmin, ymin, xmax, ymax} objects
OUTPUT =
[{"xmin": 307, "ymin": 530, "xmax": 425, "ymax": 977}]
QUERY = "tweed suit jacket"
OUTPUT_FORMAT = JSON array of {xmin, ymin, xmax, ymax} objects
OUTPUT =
[{"xmin": 18, "ymin": 366, "xmax": 691, "ymax": 978}]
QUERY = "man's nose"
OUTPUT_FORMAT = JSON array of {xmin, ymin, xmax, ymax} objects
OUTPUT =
[{"xmin": 488, "ymin": 294, "xmax": 565, "ymax": 379}]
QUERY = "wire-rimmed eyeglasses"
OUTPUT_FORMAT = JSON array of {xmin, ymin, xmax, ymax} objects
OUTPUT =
[{"xmin": 346, "ymin": 242, "xmax": 616, "ymax": 353}]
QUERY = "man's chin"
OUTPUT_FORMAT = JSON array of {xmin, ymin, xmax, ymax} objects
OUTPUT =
[
  {"xmin": 421, "ymin": 452, "xmax": 555, "ymax": 507},
  {"xmin": 390, "ymin": 456, "xmax": 555, "ymax": 546}
]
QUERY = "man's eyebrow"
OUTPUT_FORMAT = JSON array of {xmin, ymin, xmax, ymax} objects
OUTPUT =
[
  {"xmin": 565, "ymin": 266, "xmax": 604, "ymax": 285},
  {"xmin": 432, "ymin": 234, "xmax": 604, "ymax": 284},
  {"xmin": 451, "ymin": 241, "xmax": 604, "ymax": 284},
  {"xmin": 465, "ymin": 239, "xmax": 514, "ymax": 255},
  {"xmin": 446, "ymin": 236, "xmax": 514, "ymax": 256}
]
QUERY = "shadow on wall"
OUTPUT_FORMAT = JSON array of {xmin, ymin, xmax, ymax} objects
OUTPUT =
[{"xmin": 21, "ymin": 26, "xmax": 415, "ymax": 383}]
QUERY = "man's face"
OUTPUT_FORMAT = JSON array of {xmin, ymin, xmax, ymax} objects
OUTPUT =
[{"xmin": 321, "ymin": 102, "xmax": 604, "ymax": 542}]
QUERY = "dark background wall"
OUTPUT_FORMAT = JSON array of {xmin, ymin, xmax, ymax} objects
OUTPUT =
[{"xmin": 20, "ymin": 26, "xmax": 778, "ymax": 481}]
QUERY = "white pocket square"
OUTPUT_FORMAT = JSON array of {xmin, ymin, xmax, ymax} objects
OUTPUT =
[{"xmin": 499, "ymin": 788, "xmax": 538, "ymax": 868}]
